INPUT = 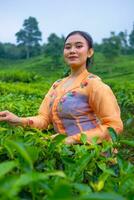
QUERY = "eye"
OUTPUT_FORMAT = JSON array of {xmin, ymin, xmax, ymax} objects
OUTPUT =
[
  {"xmin": 64, "ymin": 45, "xmax": 71, "ymax": 50},
  {"xmin": 75, "ymin": 42, "xmax": 83, "ymax": 48},
  {"xmin": 76, "ymin": 44, "xmax": 83, "ymax": 48}
]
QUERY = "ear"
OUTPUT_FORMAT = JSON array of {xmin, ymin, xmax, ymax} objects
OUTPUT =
[{"xmin": 87, "ymin": 48, "xmax": 94, "ymax": 58}]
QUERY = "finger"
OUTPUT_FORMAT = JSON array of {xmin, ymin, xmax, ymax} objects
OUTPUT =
[
  {"xmin": 0, "ymin": 111, "xmax": 9, "ymax": 117},
  {"xmin": 0, "ymin": 116, "xmax": 8, "ymax": 121},
  {"xmin": 9, "ymin": 122, "xmax": 19, "ymax": 126}
]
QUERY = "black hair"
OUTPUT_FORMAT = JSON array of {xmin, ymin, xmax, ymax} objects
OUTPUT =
[{"xmin": 64, "ymin": 30, "xmax": 94, "ymax": 69}]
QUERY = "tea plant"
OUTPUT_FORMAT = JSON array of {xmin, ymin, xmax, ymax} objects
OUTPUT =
[
  {"xmin": 0, "ymin": 126, "xmax": 134, "ymax": 200},
  {"xmin": 0, "ymin": 67, "xmax": 134, "ymax": 199}
]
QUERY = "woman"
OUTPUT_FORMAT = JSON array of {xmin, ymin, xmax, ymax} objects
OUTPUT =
[{"xmin": 0, "ymin": 31, "xmax": 123, "ymax": 144}]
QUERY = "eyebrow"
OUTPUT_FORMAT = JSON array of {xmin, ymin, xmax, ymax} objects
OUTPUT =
[{"xmin": 65, "ymin": 41, "xmax": 84, "ymax": 46}]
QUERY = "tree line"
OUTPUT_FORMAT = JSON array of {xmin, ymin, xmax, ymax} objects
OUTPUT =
[{"xmin": 0, "ymin": 16, "xmax": 134, "ymax": 61}]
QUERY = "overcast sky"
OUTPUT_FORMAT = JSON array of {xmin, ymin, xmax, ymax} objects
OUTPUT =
[{"xmin": 0, "ymin": 0, "xmax": 134, "ymax": 44}]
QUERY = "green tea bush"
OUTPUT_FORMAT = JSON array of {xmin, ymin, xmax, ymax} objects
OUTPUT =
[
  {"xmin": 0, "ymin": 127, "xmax": 134, "ymax": 200},
  {"xmin": 0, "ymin": 66, "xmax": 134, "ymax": 199},
  {"xmin": 0, "ymin": 70, "xmax": 43, "ymax": 83}
]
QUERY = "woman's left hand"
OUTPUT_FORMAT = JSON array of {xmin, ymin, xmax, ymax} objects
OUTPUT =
[
  {"xmin": 64, "ymin": 136, "xmax": 77, "ymax": 145},
  {"xmin": 50, "ymin": 134, "xmax": 77, "ymax": 145}
]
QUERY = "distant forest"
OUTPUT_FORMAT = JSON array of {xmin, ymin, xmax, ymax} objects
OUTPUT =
[{"xmin": 0, "ymin": 16, "xmax": 134, "ymax": 61}]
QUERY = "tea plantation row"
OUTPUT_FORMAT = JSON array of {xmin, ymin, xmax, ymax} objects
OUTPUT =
[{"xmin": 0, "ymin": 75, "xmax": 134, "ymax": 199}]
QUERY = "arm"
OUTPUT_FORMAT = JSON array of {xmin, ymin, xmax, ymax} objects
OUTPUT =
[
  {"xmin": 20, "ymin": 94, "xmax": 51, "ymax": 129},
  {"xmin": 0, "ymin": 89, "xmax": 52, "ymax": 130},
  {"xmin": 66, "ymin": 79, "xmax": 123, "ymax": 144},
  {"xmin": 21, "ymin": 80, "xmax": 63, "ymax": 129}
]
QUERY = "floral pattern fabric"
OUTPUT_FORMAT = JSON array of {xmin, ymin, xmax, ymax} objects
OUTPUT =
[{"xmin": 24, "ymin": 69, "xmax": 123, "ymax": 142}]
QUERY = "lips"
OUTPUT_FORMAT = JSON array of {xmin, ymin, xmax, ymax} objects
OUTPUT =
[{"xmin": 68, "ymin": 56, "xmax": 78, "ymax": 59}]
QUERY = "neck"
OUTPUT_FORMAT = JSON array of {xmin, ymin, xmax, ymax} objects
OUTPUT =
[{"xmin": 70, "ymin": 65, "xmax": 87, "ymax": 78}]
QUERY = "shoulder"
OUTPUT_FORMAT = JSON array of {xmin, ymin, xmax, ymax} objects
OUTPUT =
[
  {"xmin": 81, "ymin": 73, "xmax": 102, "ymax": 89},
  {"xmin": 44, "ymin": 78, "xmax": 64, "ymax": 98},
  {"xmin": 85, "ymin": 73, "xmax": 111, "ymax": 93},
  {"xmin": 52, "ymin": 77, "xmax": 67, "ymax": 89},
  {"xmin": 87, "ymin": 73, "xmax": 101, "ymax": 81}
]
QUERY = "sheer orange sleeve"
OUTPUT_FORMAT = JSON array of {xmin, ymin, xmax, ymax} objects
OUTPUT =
[
  {"xmin": 21, "ymin": 88, "xmax": 53, "ymax": 130},
  {"xmin": 72, "ymin": 79, "xmax": 123, "ymax": 143}
]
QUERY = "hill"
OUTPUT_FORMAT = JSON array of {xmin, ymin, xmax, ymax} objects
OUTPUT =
[
  {"xmin": 0, "ymin": 55, "xmax": 134, "ymax": 199},
  {"xmin": 0, "ymin": 56, "xmax": 63, "ymax": 84},
  {"xmin": 0, "ymin": 53, "xmax": 134, "ymax": 84},
  {"xmin": 0, "ymin": 53, "xmax": 133, "ymax": 124}
]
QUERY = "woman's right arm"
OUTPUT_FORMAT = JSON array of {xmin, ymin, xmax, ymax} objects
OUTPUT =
[
  {"xmin": 0, "ymin": 79, "xmax": 62, "ymax": 129},
  {"xmin": 21, "ymin": 94, "xmax": 51, "ymax": 129},
  {"xmin": 0, "ymin": 110, "xmax": 22, "ymax": 125},
  {"xmin": 0, "ymin": 94, "xmax": 50, "ymax": 130},
  {"xmin": 0, "ymin": 90, "xmax": 52, "ymax": 130}
]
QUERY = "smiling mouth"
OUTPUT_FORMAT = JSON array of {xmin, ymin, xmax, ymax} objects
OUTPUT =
[{"xmin": 68, "ymin": 56, "xmax": 78, "ymax": 60}]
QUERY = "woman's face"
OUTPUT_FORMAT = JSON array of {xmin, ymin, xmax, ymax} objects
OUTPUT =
[{"xmin": 64, "ymin": 34, "xmax": 93, "ymax": 69}]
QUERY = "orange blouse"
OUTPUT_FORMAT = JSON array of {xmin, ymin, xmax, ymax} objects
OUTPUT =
[{"xmin": 22, "ymin": 69, "xmax": 123, "ymax": 142}]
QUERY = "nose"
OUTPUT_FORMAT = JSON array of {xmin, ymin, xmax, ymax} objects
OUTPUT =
[{"xmin": 69, "ymin": 46, "xmax": 76, "ymax": 53}]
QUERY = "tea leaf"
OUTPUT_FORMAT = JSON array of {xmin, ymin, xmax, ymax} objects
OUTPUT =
[
  {"xmin": 5, "ymin": 140, "xmax": 33, "ymax": 170},
  {"xmin": 80, "ymin": 133, "xmax": 87, "ymax": 144},
  {"xmin": 78, "ymin": 192, "xmax": 125, "ymax": 200},
  {"xmin": 108, "ymin": 127, "xmax": 118, "ymax": 143},
  {"xmin": 0, "ymin": 161, "xmax": 18, "ymax": 178},
  {"xmin": 48, "ymin": 134, "xmax": 66, "ymax": 152},
  {"xmin": 8, "ymin": 171, "xmax": 66, "ymax": 197},
  {"xmin": 120, "ymin": 139, "xmax": 134, "ymax": 147}
]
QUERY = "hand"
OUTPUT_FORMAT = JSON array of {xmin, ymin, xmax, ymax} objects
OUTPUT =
[
  {"xmin": 64, "ymin": 136, "xmax": 77, "ymax": 145},
  {"xmin": 50, "ymin": 134, "xmax": 77, "ymax": 145},
  {"xmin": 0, "ymin": 110, "xmax": 21, "ymax": 125}
]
